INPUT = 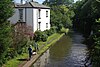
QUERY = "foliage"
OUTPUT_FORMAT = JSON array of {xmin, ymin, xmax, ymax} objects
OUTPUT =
[
  {"xmin": 34, "ymin": 31, "xmax": 48, "ymax": 42},
  {"xmin": 89, "ymin": 19, "xmax": 100, "ymax": 67},
  {"xmin": 34, "ymin": 26, "xmax": 58, "ymax": 42},
  {"xmin": 72, "ymin": 0, "xmax": 100, "ymax": 37},
  {"xmin": 0, "ymin": 0, "xmax": 13, "ymax": 67},
  {"xmin": 50, "ymin": 5, "xmax": 75, "ymax": 30},
  {"xmin": 44, "ymin": 28, "xmax": 55, "ymax": 36},
  {"xmin": 45, "ymin": 0, "xmax": 74, "ymax": 5},
  {"xmin": 43, "ymin": 0, "xmax": 74, "ymax": 32},
  {"xmin": 5, "ymin": 48, "xmax": 17, "ymax": 60},
  {"xmin": 0, "ymin": 22, "xmax": 12, "ymax": 66},
  {"xmin": 73, "ymin": 0, "xmax": 100, "ymax": 66},
  {"xmin": 60, "ymin": 27, "xmax": 67, "ymax": 33},
  {"xmin": 3, "ymin": 53, "xmax": 28, "ymax": 67},
  {"xmin": 0, "ymin": 0, "xmax": 13, "ymax": 23},
  {"xmin": 11, "ymin": 23, "xmax": 33, "ymax": 55},
  {"xmin": 0, "ymin": 0, "xmax": 13, "ymax": 66},
  {"xmin": 4, "ymin": 33, "xmax": 63, "ymax": 67}
]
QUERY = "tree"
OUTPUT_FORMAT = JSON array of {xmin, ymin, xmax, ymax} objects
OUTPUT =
[
  {"xmin": 0, "ymin": 0, "xmax": 13, "ymax": 66},
  {"xmin": 50, "ymin": 5, "xmax": 75, "ymax": 31},
  {"xmin": 0, "ymin": 0, "xmax": 13, "ymax": 23},
  {"xmin": 72, "ymin": 0, "xmax": 100, "ymax": 66},
  {"xmin": 11, "ymin": 23, "xmax": 33, "ymax": 55},
  {"xmin": 46, "ymin": 0, "xmax": 74, "ymax": 5}
]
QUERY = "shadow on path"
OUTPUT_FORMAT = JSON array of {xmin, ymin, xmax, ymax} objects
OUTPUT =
[{"xmin": 17, "ymin": 58, "xmax": 28, "ymax": 61}]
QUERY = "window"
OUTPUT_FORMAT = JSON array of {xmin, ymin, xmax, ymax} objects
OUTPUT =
[
  {"xmin": 46, "ymin": 23, "xmax": 48, "ymax": 28},
  {"xmin": 46, "ymin": 11, "xmax": 48, "ymax": 17},
  {"xmin": 19, "ymin": 9, "xmax": 23, "ymax": 22},
  {"xmin": 38, "ymin": 22, "xmax": 41, "ymax": 30},
  {"xmin": 38, "ymin": 9, "xmax": 41, "ymax": 19}
]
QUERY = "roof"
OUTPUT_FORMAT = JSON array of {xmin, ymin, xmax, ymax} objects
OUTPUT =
[{"xmin": 15, "ymin": 2, "xmax": 50, "ymax": 9}]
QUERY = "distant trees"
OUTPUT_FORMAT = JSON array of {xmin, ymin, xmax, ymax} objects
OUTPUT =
[
  {"xmin": 73, "ymin": 0, "xmax": 100, "ymax": 36},
  {"xmin": 50, "ymin": 5, "xmax": 75, "ymax": 30},
  {"xmin": 0, "ymin": 0, "xmax": 13, "ymax": 66},
  {"xmin": 72, "ymin": 0, "xmax": 100, "ymax": 66},
  {"xmin": 73, "ymin": 0, "xmax": 100, "ymax": 37},
  {"xmin": 48, "ymin": 0, "xmax": 74, "ymax": 5},
  {"xmin": 43, "ymin": 0, "xmax": 75, "ymax": 31},
  {"xmin": 43, "ymin": 0, "xmax": 75, "ymax": 32}
]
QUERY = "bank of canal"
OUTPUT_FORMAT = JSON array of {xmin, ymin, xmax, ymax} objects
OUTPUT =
[{"xmin": 32, "ymin": 32, "xmax": 88, "ymax": 67}]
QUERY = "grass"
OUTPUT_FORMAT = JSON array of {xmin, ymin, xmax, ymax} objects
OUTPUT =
[
  {"xmin": 47, "ymin": 33, "xmax": 60, "ymax": 41},
  {"xmin": 38, "ymin": 33, "xmax": 64, "ymax": 54},
  {"xmin": 3, "ymin": 29, "xmax": 69, "ymax": 67},
  {"xmin": 3, "ymin": 33, "xmax": 60, "ymax": 67},
  {"xmin": 38, "ymin": 28, "xmax": 69, "ymax": 55},
  {"xmin": 37, "ymin": 33, "xmax": 60, "ymax": 50},
  {"xmin": 3, "ymin": 53, "xmax": 28, "ymax": 67}
]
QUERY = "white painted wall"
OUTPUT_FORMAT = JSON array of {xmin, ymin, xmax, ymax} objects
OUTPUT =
[
  {"xmin": 33, "ymin": 9, "xmax": 38, "ymax": 32},
  {"xmin": 33, "ymin": 8, "xmax": 51, "ymax": 32},
  {"xmin": 38, "ymin": 9, "xmax": 50, "ymax": 31}
]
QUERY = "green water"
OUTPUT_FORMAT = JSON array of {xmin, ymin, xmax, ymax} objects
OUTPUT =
[{"xmin": 33, "ymin": 33, "xmax": 88, "ymax": 67}]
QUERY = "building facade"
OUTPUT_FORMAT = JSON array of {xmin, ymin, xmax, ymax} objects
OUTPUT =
[{"xmin": 9, "ymin": 1, "xmax": 50, "ymax": 32}]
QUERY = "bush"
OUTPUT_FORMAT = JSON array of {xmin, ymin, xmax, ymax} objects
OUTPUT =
[
  {"xmin": 5, "ymin": 48, "xmax": 17, "ymax": 60},
  {"xmin": 34, "ymin": 31, "xmax": 42, "ymax": 41},
  {"xmin": 34, "ymin": 27, "xmax": 57, "ymax": 42},
  {"xmin": 34, "ymin": 31, "xmax": 48, "ymax": 42},
  {"xmin": 56, "ymin": 24, "xmax": 63, "ymax": 32},
  {"xmin": 50, "ymin": 26, "xmax": 57, "ymax": 33},
  {"xmin": 44, "ymin": 30, "xmax": 51, "ymax": 36},
  {"xmin": 16, "ymin": 38, "xmax": 27, "ymax": 54},
  {"xmin": 60, "ymin": 27, "xmax": 66, "ymax": 33},
  {"xmin": 44, "ymin": 26, "xmax": 57, "ymax": 36},
  {"xmin": 41, "ymin": 32, "xmax": 48, "ymax": 42}
]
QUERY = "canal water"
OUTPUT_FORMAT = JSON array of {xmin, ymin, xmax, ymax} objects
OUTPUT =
[{"xmin": 32, "ymin": 32, "xmax": 88, "ymax": 67}]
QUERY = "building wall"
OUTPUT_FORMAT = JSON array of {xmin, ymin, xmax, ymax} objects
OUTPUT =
[
  {"xmin": 33, "ymin": 8, "xmax": 50, "ymax": 32},
  {"xmin": 33, "ymin": 9, "xmax": 38, "ymax": 32},
  {"xmin": 26, "ymin": 8, "xmax": 33, "ymax": 29},
  {"xmin": 37, "ymin": 9, "xmax": 50, "ymax": 31},
  {"xmin": 9, "ymin": 8, "xmax": 33, "ymax": 30},
  {"xmin": 8, "ymin": 9, "xmax": 19, "ymax": 24},
  {"xmin": 9, "ymin": 7, "xmax": 50, "ymax": 32},
  {"xmin": 9, "ymin": 8, "xmax": 26, "ymax": 23}
]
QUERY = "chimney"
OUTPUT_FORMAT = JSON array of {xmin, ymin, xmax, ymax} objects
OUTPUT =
[
  {"xmin": 21, "ymin": 0, "xmax": 23, "ymax": 4},
  {"xmin": 31, "ymin": 0, "xmax": 33, "ymax": 2}
]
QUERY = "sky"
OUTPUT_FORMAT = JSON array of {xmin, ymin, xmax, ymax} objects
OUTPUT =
[{"xmin": 14, "ymin": 0, "xmax": 79, "ymax": 4}]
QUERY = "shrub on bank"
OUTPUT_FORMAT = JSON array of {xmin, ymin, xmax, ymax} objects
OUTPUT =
[
  {"xmin": 34, "ymin": 27, "xmax": 68, "ymax": 42},
  {"xmin": 60, "ymin": 27, "xmax": 66, "ymax": 33},
  {"xmin": 44, "ymin": 27, "xmax": 57, "ymax": 36},
  {"xmin": 34, "ymin": 26, "xmax": 58, "ymax": 42},
  {"xmin": 34, "ymin": 31, "xmax": 48, "ymax": 42}
]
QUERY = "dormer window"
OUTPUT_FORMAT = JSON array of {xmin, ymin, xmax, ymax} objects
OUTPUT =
[
  {"xmin": 19, "ymin": 9, "xmax": 23, "ymax": 22},
  {"xmin": 38, "ymin": 9, "xmax": 41, "ymax": 19}
]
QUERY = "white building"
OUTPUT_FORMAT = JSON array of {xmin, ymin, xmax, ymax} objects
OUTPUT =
[{"xmin": 9, "ymin": 1, "xmax": 50, "ymax": 32}]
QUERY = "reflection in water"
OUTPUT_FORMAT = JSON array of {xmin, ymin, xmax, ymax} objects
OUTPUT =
[
  {"xmin": 33, "ymin": 33, "xmax": 88, "ymax": 67},
  {"xmin": 49, "ymin": 35, "xmax": 72, "ymax": 61}
]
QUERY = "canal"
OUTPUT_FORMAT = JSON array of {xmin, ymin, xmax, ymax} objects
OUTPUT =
[{"xmin": 32, "ymin": 32, "xmax": 88, "ymax": 67}]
